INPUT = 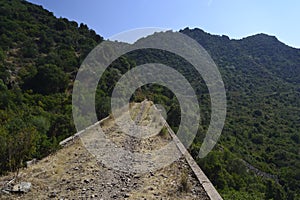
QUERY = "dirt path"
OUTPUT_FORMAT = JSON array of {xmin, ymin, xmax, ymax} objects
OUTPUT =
[{"xmin": 0, "ymin": 101, "xmax": 210, "ymax": 200}]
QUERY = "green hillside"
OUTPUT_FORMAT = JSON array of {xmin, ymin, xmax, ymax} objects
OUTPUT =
[
  {"xmin": 0, "ymin": 0, "xmax": 299, "ymax": 199},
  {"xmin": 0, "ymin": 0, "xmax": 102, "ymax": 172},
  {"xmin": 181, "ymin": 28, "xmax": 300, "ymax": 199}
]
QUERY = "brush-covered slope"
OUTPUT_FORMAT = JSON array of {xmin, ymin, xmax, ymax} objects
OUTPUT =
[{"xmin": 0, "ymin": 0, "xmax": 299, "ymax": 199}]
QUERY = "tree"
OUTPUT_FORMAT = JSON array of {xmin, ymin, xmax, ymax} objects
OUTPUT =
[
  {"xmin": 0, "ymin": 127, "xmax": 9, "ymax": 174},
  {"xmin": 22, "ymin": 39, "xmax": 38, "ymax": 58},
  {"xmin": 0, "ymin": 47, "xmax": 5, "ymax": 62},
  {"xmin": 31, "ymin": 64, "xmax": 68, "ymax": 94},
  {"xmin": 8, "ymin": 126, "xmax": 39, "ymax": 176},
  {"xmin": 3, "ymin": 116, "xmax": 40, "ymax": 176},
  {"xmin": 55, "ymin": 18, "xmax": 67, "ymax": 31}
]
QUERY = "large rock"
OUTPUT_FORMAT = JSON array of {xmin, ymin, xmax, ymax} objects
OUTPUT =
[{"xmin": 12, "ymin": 182, "xmax": 31, "ymax": 193}]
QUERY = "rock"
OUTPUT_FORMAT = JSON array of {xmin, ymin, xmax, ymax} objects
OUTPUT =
[
  {"xmin": 148, "ymin": 186, "xmax": 154, "ymax": 191},
  {"xmin": 83, "ymin": 179, "xmax": 90, "ymax": 184},
  {"xmin": 133, "ymin": 174, "xmax": 140, "ymax": 178},
  {"xmin": 153, "ymin": 192, "xmax": 160, "ymax": 196},
  {"xmin": 67, "ymin": 185, "xmax": 77, "ymax": 191},
  {"xmin": 124, "ymin": 193, "xmax": 130, "ymax": 198},
  {"xmin": 26, "ymin": 158, "xmax": 37, "ymax": 167},
  {"xmin": 49, "ymin": 191, "xmax": 57, "ymax": 198},
  {"xmin": 1, "ymin": 189, "xmax": 10, "ymax": 195},
  {"xmin": 161, "ymin": 174, "xmax": 168, "ymax": 178},
  {"xmin": 12, "ymin": 182, "xmax": 31, "ymax": 193}
]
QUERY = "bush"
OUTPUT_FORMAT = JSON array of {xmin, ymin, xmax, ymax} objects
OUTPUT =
[
  {"xmin": 30, "ymin": 64, "xmax": 68, "ymax": 94},
  {"xmin": 159, "ymin": 126, "xmax": 168, "ymax": 138},
  {"xmin": 179, "ymin": 170, "xmax": 190, "ymax": 193}
]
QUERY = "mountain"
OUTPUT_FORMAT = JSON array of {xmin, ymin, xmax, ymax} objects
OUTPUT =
[
  {"xmin": 180, "ymin": 28, "xmax": 300, "ymax": 199},
  {"xmin": 0, "ymin": 0, "xmax": 299, "ymax": 199},
  {"xmin": 0, "ymin": 0, "xmax": 102, "ymax": 173}
]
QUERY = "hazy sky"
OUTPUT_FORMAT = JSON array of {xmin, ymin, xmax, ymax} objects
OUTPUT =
[{"xmin": 27, "ymin": 0, "xmax": 300, "ymax": 48}]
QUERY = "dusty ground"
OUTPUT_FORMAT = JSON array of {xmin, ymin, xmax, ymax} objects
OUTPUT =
[{"xmin": 0, "ymin": 101, "xmax": 210, "ymax": 200}]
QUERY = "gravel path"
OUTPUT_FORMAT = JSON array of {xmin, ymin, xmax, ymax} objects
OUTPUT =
[{"xmin": 0, "ymin": 101, "xmax": 210, "ymax": 200}]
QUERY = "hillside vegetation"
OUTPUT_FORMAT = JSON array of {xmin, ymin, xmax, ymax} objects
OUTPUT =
[
  {"xmin": 0, "ymin": 0, "xmax": 102, "ymax": 173},
  {"xmin": 0, "ymin": 0, "xmax": 299, "ymax": 199}
]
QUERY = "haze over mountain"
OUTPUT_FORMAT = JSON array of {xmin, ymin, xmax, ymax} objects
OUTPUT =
[{"xmin": 0, "ymin": 0, "xmax": 299, "ymax": 199}]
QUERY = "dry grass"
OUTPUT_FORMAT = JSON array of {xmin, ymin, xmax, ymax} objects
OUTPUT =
[
  {"xmin": 0, "ymin": 101, "xmax": 209, "ymax": 200},
  {"xmin": 179, "ymin": 170, "xmax": 191, "ymax": 193}
]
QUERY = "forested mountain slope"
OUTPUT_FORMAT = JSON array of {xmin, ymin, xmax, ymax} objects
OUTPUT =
[
  {"xmin": 180, "ymin": 28, "xmax": 300, "ymax": 199},
  {"xmin": 0, "ymin": 0, "xmax": 299, "ymax": 199},
  {"xmin": 0, "ymin": 0, "xmax": 102, "ymax": 172}
]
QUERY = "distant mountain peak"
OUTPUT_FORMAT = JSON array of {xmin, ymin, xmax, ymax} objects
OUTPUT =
[{"xmin": 241, "ymin": 33, "xmax": 279, "ymax": 43}]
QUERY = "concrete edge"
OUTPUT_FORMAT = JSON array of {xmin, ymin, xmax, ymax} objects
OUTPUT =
[
  {"xmin": 154, "ymin": 101, "xmax": 223, "ymax": 200},
  {"xmin": 165, "ymin": 123, "xmax": 223, "ymax": 200},
  {"xmin": 59, "ymin": 116, "xmax": 110, "ymax": 146}
]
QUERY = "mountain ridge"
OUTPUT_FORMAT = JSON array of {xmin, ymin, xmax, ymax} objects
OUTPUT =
[{"xmin": 180, "ymin": 27, "xmax": 300, "ymax": 50}]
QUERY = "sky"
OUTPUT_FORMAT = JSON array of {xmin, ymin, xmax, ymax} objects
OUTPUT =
[{"xmin": 27, "ymin": 0, "xmax": 300, "ymax": 48}]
